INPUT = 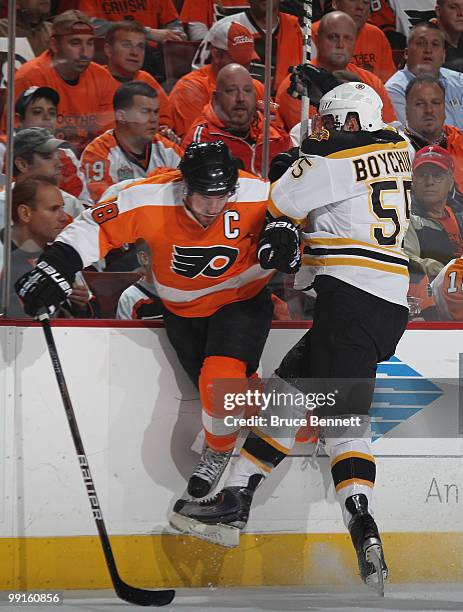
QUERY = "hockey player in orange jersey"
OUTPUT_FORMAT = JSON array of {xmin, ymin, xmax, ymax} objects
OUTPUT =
[{"xmin": 15, "ymin": 141, "xmax": 280, "ymax": 500}]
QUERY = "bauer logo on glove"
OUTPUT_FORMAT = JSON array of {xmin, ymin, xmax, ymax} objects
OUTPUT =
[
  {"xmin": 257, "ymin": 216, "xmax": 301, "ymax": 274},
  {"xmin": 15, "ymin": 258, "xmax": 73, "ymax": 317}
]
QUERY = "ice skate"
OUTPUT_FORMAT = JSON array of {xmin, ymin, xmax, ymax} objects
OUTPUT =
[
  {"xmin": 346, "ymin": 494, "xmax": 388, "ymax": 597},
  {"xmin": 170, "ymin": 474, "xmax": 263, "ymax": 547},
  {"xmin": 187, "ymin": 446, "xmax": 233, "ymax": 498}
]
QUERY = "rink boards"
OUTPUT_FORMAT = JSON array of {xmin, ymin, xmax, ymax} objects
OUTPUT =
[{"xmin": 0, "ymin": 322, "xmax": 462, "ymax": 590}]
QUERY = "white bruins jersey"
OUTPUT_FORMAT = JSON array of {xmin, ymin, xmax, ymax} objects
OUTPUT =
[{"xmin": 270, "ymin": 127, "xmax": 412, "ymax": 307}]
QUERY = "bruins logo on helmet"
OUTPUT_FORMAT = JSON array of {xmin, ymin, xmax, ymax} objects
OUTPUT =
[{"xmin": 171, "ymin": 245, "xmax": 239, "ymax": 279}]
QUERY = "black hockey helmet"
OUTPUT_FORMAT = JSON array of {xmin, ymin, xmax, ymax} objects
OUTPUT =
[{"xmin": 179, "ymin": 141, "xmax": 239, "ymax": 196}]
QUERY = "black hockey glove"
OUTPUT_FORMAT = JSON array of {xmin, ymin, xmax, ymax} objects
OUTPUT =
[
  {"xmin": 269, "ymin": 148, "xmax": 299, "ymax": 182},
  {"xmin": 15, "ymin": 242, "xmax": 82, "ymax": 317},
  {"xmin": 288, "ymin": 64, "xmax": 343, "ymax": 108},
  {"xmin": 257, "ymin": 217, "xmax": 301, "ymax": 274}
]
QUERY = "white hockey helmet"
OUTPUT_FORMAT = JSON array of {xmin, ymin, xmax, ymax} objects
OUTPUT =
[{"xmin": 318, "ymin": 82, "xmax": 385, "ymax": 132}]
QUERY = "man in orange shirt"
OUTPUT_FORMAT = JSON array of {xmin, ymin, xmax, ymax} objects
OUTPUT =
[
  {"xmin": 183, "ymin": 63, "xmax": 290, "ymax": 177},
  {"xmin": 103, "ymin": 21, "xmax": 174, "ymax": 132},
  {"xmin": 275, "ymin": 11, "xmax": 397, "ymax": 131},
  {"xmin": 15, "ymin": 141, "xmax": 276, "ymax": 501},
  {"xmin": 169, "ymin": 20, "xmax": 263, "ymax": 138},
  {"xmin": 312, "ymin": 0, "xmax": 396, "ymax": 82},
  {"xmin": 13, "ymin": 10, "xmax": 116, "ymax": 156},
  {"xmin": 193, "ymin": 0, "xmax": 303, "ymax": 95},
  {"xmin": 180, "ymin": 0, "xmax": 250, "ymax": 40}
]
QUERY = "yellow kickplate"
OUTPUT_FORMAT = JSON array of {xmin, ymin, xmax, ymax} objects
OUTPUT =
[{"xmin": 0, "ymin": 532, "xmax": 461, "ymax": 590}]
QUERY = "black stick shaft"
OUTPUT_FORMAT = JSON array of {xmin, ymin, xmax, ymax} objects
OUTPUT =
[{"xmin": 39, "ymin": 315, "xmax": 175, "ymax": 607}]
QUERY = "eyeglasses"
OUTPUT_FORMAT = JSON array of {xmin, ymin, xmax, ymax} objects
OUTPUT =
[{"xmin": 413, "ymin": 169, "xmax": 450, "ymax": 182}]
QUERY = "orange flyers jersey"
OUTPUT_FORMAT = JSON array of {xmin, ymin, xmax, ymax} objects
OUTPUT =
[
  {"xmin": 432, "ymin": 258, "xmax": 463, "ymax": 321},
  {"xmin": 180, "ymin": 0, "xmax": 249, "ymax": 28},
  {"xmin": 77, "ymin": 0, "xmax": 179, "ymax": 28},
  {"xmin": 81, "ymin": 130, "xmax": 183, "ymax": 202},
  {"xmin": 14, "ymin": 52, "xmax": 115, "ymax": 156},
  {"xmin": 55, "ymin": 169, "xmax": 273, "ymax": 317},
  {"xmin": 311, "ymin": 20, "xmax": 395, "ymax": 84}
]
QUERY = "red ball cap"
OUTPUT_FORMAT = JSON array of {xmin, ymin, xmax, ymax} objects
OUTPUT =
[
  {"xmin": 209, "ymin": 20, "xmax": 259, "ymax": 66},
  {"xmin": 412, "ymin": 145, "xmax": 455, "ymax": 173}
]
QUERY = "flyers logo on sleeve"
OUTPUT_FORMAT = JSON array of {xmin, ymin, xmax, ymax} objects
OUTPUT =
[{"xmin": 171, "ymin": 245, "xmax": 239, "ymax": 279}]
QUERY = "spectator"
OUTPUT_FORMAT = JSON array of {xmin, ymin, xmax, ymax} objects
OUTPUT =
[
  {"xmin": 181, "ymin": 0, "xmax": 249, "ymax": 41},
  {"xmin": 0, "ymin": 0, "xmax": 51, "ymax": 56},
  {"xmin": 405, "ymin": 145, "xmax": 463, "ymax": 279},
  {"xmin": 312, "ymin": 0, "xmax": 396, "ymax": 82},
  {"xmin": 116, "ymin": 241, "xmax": 163, "ymax": 320},
  {"xmin": 13, "ymin": 10, "xmax": 116, "ymax": 156},
  {"xmin": 404, "ymin": 74, "xmax": 463, "ymax": 193},
  {"xmin": 81, "ymin": 82, "xmax": 182, "ymax": 203},
  {"xmin": 275, "ymin": 11, "xmax": 396, "ymax": 131},
  {"xmin": 193, "ymin": 0, "xmax": 303, "ymax": 95},
  {"xmin": 435, "ymin": 0, "xmax": 463, "ymax": 73},
  {"xmin": 103, "ymin": 21, "xmax": 174, "ymax": 133},
  {"xmin": 77, "ymin": 0, "xmax": 185, "ymax": 42},
  {"xmin": 0, "ymin": 128, "xmax": 85, "ymax": 230},
  {"xmin": 183, "ymin": 63, "xmax": 291, "ymax": 177},
  {"xmin": 386, "ymin": 22, "xmax": 463, "ymax": 129},
  {"xmin": 0, "ymin": 175, "xmax": 93, "ymax": 317},
  {"xmin": 169, "ymin": 20, "xmax": 264, "ymax": 138},
  {"xmin": 14, "ymin": 86, "xmax": 92, "ymax": 206}
]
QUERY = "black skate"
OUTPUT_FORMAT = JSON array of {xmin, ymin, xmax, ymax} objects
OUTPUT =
[
  {"xmin": 187, "ymin": 447, "xmax": 233, "ymax": 498},
  {"xmin": 170, "ymin": 475, "xmax": 263, "ymax": 547},
  {"xmin": 346, "ymin": 494, "xmax": 388, "ymax": 597}
]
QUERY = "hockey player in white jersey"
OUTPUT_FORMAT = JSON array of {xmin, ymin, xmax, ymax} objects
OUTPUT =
[{"xmin": 170, "ymin": 81, "xmax": 411, "ymax": 596}]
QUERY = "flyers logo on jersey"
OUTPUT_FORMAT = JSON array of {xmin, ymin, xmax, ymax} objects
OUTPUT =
[{"xmin": 172, "ymin": 245, "xmax": 239, "ymax": 279}]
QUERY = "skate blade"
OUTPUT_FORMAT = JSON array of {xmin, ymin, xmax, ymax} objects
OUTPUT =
[
  {"xmin": 169, "ymin": 512, "xmax": 240, "ymax": 548},
  {"xmin": 365, "ymin": 544, "xmax": 386, "ymax": 597}
]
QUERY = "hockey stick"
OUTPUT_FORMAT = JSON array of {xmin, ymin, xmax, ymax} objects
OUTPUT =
[
  {"xmin": 299, "ymin": 0, "xmax": 313, "ymax": 145},
  {"xmin": 39, "ymin": 313, "xmax": 175, "ymax": 607}
]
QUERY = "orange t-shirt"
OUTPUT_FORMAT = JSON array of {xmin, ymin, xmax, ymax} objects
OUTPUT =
[
  {"xmin": 311, "ymin": 20, "xmax": 396, "ymax": 83},
  {"xmin": 77, "ymin": 0, "xmax": 179, "ymax": 29},
  {"xmin": 275, "ymin": 61, "xmax": 397, "ymax": 132},
  {"xmin": 169, "ymin": 64, "xmax": 264, "ymax": 138},
  {"xmin": 102, "ymin": 66, "xmax": 173, "ymax": 129},
  {"xmin": 180, "ymin": 0, "xmax": 249, "ymax": 28},
  {"xmin": 13, "ymin": 51, "xmax": 115, "ymax": 155}
]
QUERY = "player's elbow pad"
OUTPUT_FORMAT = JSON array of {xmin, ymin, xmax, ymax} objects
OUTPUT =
[{"xmin": 257, "ymin": 217, "xmax": 301, "ymax": 274}]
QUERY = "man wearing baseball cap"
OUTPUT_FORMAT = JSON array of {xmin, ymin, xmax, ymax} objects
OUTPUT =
[
  {"xmin": 12, "ymin": 10, "xmax": 116, "ymax": 156},
  {"xmin": 0, "ymin": 127, "xmax": 85, "ymax": 231},
  {"xmin": 169, "ymin": 20, "xmax": 264, "ymax": 137},
  {"xmin": 404, "ymin": 145, "xmax": 463, "ymax": 280},
  {"xmin": 11, "ymin": 86, "xmax": 92, "ymax": 206}
]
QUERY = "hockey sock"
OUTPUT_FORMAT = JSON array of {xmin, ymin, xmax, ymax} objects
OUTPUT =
[
  {"xmin": 199, "ymin": 356, "xmax": 248, "ymax": 452},
  {"xmin": 325, "ymin": 435, "xmax": 375, "ymax": 528}
]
